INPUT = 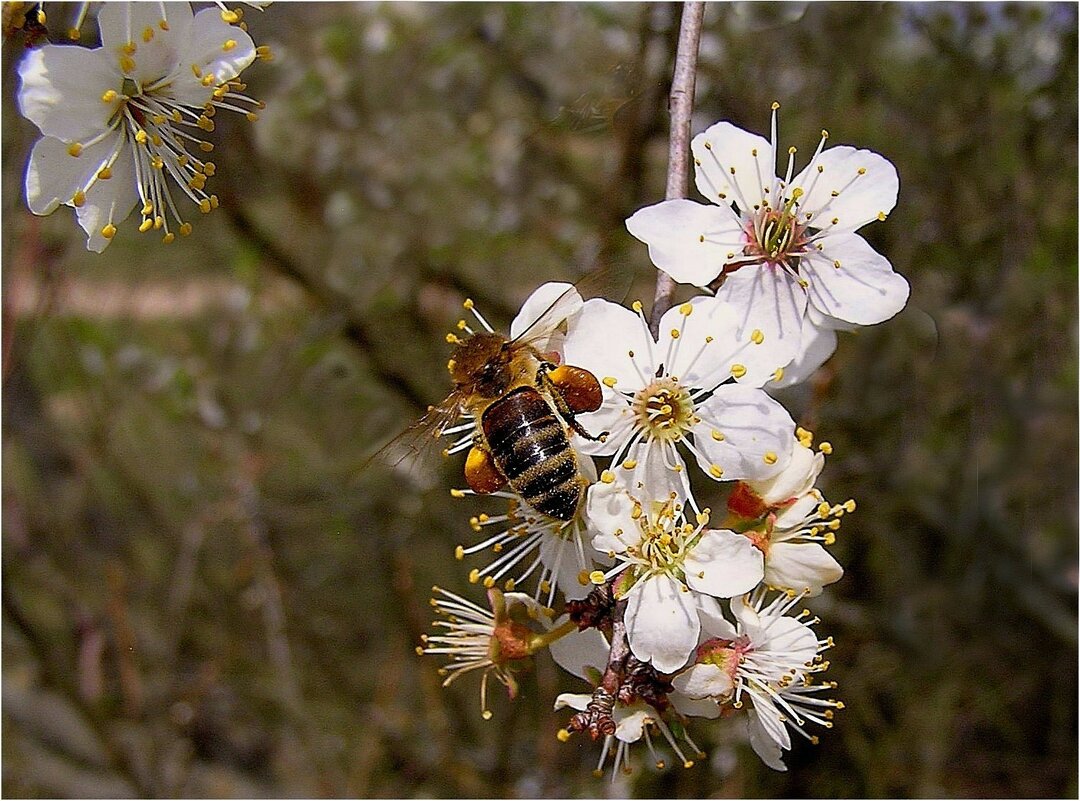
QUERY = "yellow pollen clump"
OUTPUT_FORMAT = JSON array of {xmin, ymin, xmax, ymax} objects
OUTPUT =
[
  {"xmin": 772, "ymin": 367, "xmax": 785, "ymax": 382},
  {"xmin": 730, "ymin": 363, "xmax": 747, "ymax": 379},
  {"xmin": 600, "ymin": 470, "xmax": 616, "ymax": 484},
  {"xmin": 101, "ymin": 89, "xmax": 118, "ymax": 103},
  {"xmin": 751, "ymin": 329, "xmax": 764, "ymax": 344},
  {"xmin": 153, "ymin": 216, "xmax": 164, "ymax": 229},
  {"xmin": 210, "ymin": 195, "xmax": 219, "ymax": 209},
  {"xmin": 138, "ymin": 218, "xmax": 154, "ymax": 233},
  {"xmin": 709, "ymin": 464, "xmax": 723, "ymax": 478},
  {"xmin": 179, "ymin": 223, "xmax": 193, "ymax": 236},
  {"xmin": 589, "ymin": 570, "xmax": 606, "ymax": 585},
  {"xmin": 246, "ymin": 112, "xmax": 259, "ymax": 122},
  {"xmin": 504, "ymin": 578, "xmax": 515, "ymax": 591},
  {"xmin": 199, "ymin": 199, "xmax": 212, "ymax": 214},
  {"xmin": 134, "ymin": 130, "xmax": 148, "ymax": 144},
  {"xmin": 162, "ymin": 232, "xmax": 176, "ymax": 244},
  {"xmin": 197, "ymin": 116, "xmax": 215, "ymax": 131},
  {"xmin": 199, "ymin": 142, "xmax": 215, "ymax": 153},
  {"xmin": 72, "ymin": 190, "xmax": 86, "ymax": 207},
  {"xmin": 221, "ymin": 9, "xmax": 240, "ymax": 23},
  {"xmin": 256, "ymin": 45, "xmax": 274, "ymax": 61},
  {"xmin": 602, "ymin": 376, "xmax": 617, "ymax": 388},
  {"xmin": 631, "ymin": 300, "xmax": 643, "ymax": 313},
  {"xmin": 482, "ymin": 710, "xmax": 493, "ymax": 721},
  {"xmin": 771, "ymin": 101, "xmax": 780, "ymax": 110},
  {"xmin": 877, "ymin": 211, "xmax": 887, "ymax": 221},
  {"xmin": 857, "ymin": 167, "xmax": 867, "ymax": 175},
  {"xmin": 557, "ymin": 728, "xmax": 571, "ymax": 743},
  {"xmin": 788, "ymin": 146, "xmax": 797, "ymax": 155},
  {"xmin": 763, "ymin": 452, "xmax": 778, "ymax": 465},
  {"xmin": 467, "ymin": 568, "xmax": 480, "ymax": 584},
  {"xmin": 711, "ymin": 430, "xmax": 724, "ymax": 441},
  {"xmin": 670, "ymin": 329, "xmax": 680, "ymax": 340},
  {"xmin": 223, "ymin": 39, "xmax": 237, "ymax": 51},
  {"xmin": 121, "ymin": 40, "xmax": 136, "ymax": 55},
  {"xmin": 622, "ymin": 459, "xmax": 637, "ymax": 470},
  {"xmin": 159, "ymin": 19, "xmax": 169, "ymax": 30},
  {"xmin": 679, "ymin": 302, "xmax": 693, "ymax": 316},
  {"xmin": 67, "ymin": 142, "xmax": 83, "ymax": 157},
  {"xmin": 819, "ymin": 441, "xmax": 833, "ymax": 455},
  {"xmin": 101, "ymin": 223, "xmax": 117, "ymax": 239},
  {"xmin": 68, "ymin": 27, "xmax": 80, "ymax": 40}
]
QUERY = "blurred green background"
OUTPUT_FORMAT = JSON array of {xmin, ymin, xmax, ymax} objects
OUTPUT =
[{"xmin": 2, "ymin": 2, "xmax": 1076, "ymax": 797}]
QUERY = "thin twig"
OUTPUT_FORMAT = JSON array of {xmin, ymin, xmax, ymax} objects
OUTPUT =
[{"xmin": 650, "ymin": 1, "xmax": 705, "ymax": 336}]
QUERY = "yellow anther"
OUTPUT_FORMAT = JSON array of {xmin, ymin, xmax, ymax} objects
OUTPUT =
[
  {"xmin": 142, "ymin": 26, "xmax": 154, "ymax": 42},
  {"xmin": 246, "ymin": 112, "xmax": 259, "ymax": 122},
  {"xmin": 844, "ymin": 499, "xmax": 857, "ymax": 512},
  {"xmin": 631, "ymin": 300, "xmax": 643, "ymax": 313},
  {"xmin": 197, "ymin": 116, "xmax": 215, "ymax": 131},
  {"xmin": 695, "ymin": 511, "xmax": 710, "ymax": 526},
  {"xmin": 679, "ymin": 302, "xmax": 693, "ymax": 316},
  {"xmin": 179, "ymin": 223, "xmax": 193, "ymax": 236},
  {"xmin": 504, "ymin": 578, "xmax": 516, "ymax": 591},
  {"xmin": 730, "ymin": 363, "xmax": 747, "ymax": 379},
  {"xmin": 788, "ymin": 146, "xmax": 797, "ymax": 155},
  {"xmin": 467, "ymin": 568, "xmax": 480, "ymax": 584},
  {"xmin": 791, "ymin": 186, "xmax": 804, "ymax": 199},
  {"xmin": 621, "ymin": 459, "xmax": 637, "ymax": 470},
  {"xmin": 705, "ymin": 336, "xmax": 713, "ymax": 343},
  {"xmin": 151, "ymin": 114, "xmax": 165, "ymax": 125},
  {"xmin": 138, "ymin": 218, "xmax": 154, "ymax": 233},
  {"xmin": 209, "ymin": 195, "xmax": 219, "ymax": 209},
  {"xmin": 557, "ymin": 728, "xmax": 571, "ymax": 743},
  {"xmin": 751, "ymin": 329, "xmax": 764, "ymax": 344},
  {"xmin": 589, "ymin": 570, "xmax": 606, "ymax": 585},
  {"xmin": 119, "ymin": 55, "xmax": 136, "ymax": 73},
  {"xmin": 771, "ymin": 101, "xmax": 780, "ymax": 110},
  {"xmin": 141, "ymin": 202, "xmax": 153, "ymax": 215},
  {"xmin": 831, "ymin": 217, "xmax": 839, "ymax": 225},
  {"xmin": 834, "ymin": 260, "xmax": 842, "ymax": 269},
  {"xmin": 36, "ymin": 8, "xmax": 45, "ymax": 23},
  {"xmin": 819, "ymin": 441, "xmax": 833, "ymax": 455},
  {"xmin": 159, "ymin": 18, "xmax": 170, "ymax": 30},
  {"xmin": 824, "ymin": 533, "xmax": 836, "ymax": 545},
  {"xmin": 877, "ymin": 211, "xmax": 887, "ymax": 221},
  {"xmin": 151, "ymin": 156, "xmax": 164, "ymax": 170},
  {"xmin": 121, "ymin": 41, "xmax": 136, "ymax": 55},
  {"xmin": 821, "ymin": 129, "xmax": 829, "ymax": 138},
  {"xmin": 763, "ymin": 452, "xmax": 778, "ymax": 465},
  {"xmin": 798, "ymin": 278, "xmax": 809, "ymax": 288},
  {"xmin": 462, "ymin": 298, "xmax": 474, "ymax": 310},
  {"xmin": 600, "ymin": 470, "xmax": 616, "ymax": 484},
  {"xmin": 818, "ymin": 501, "xmax": 831, "ymax": 517},
  {"xmin": 670, "ymin": 329, "xmax": 680, "ymax": 339},
  {"xmin": 153, "ymin": 216, "xmax": 163, "ymax": 229},
  {"xmin": 223, "ymin": 39, "xmax": 237, "ymax": 51},
  {"xmin": 577, "ymin": 569, "xmax": 590, "ymax": 586},
  {"xmin": 67, "ymin": 142, "xmax": 83, "ymax": 157},
  {"xmin": 256, "ymin": 45, "xmax": 273, "ymax": 61},
  {"xmin": 683, "ymin": 761, "xmax": 694, "ymax": 769},
  {"xmin": 68, "ymin": 27, "xmax": 81, "ymax": 40},
  {"xmin": 772, "ymin": 367, "xmax": 785, "ymax": 382},
  {"xmin": 101, "ymin": 89, "xmax": 118, "ymax": 103},
  {"xmin": 751, "ymin": 148, "xmax": 758, "ymax": 157},
  {"xmin": 221, "ymin": 9, "xmax": 240, "ymax": 23},
  {"xmin": 709, "ymin": 464, "xmax": 723, "ymax": 478},
  {"xmin": 72, "ymin": 190, "xmax": 86, "ymax": 207},
  {"xmin": 699, "ymin": 234, "xmax": 705, "ymax": 243},
  {"xmin": 134, "ymin": 129, "xmax": 148, "ymax": 144},
  {"xmin": 101, "ymin": 223, "xmax": 117, "ymax": 239},
  {"xmin": 817, "ymin": 164, "xmax": 824, "ymax": 173},
  {"xmin": 445, "ymin": 333, "xmax": 459, "ymax": 344},
  {"xmin": 199, "ymin": 142, "xmax": 215, "ymax": 153},
  {"xmin": 162, "ymin": 232, "xmax": 176, "ymax": 244},
  {"xmin": 481, "ymin": 710, "xmax": 493, "ymax": 720},
  {"xmin": 201, "ymin": 73, "xmax": 216, "ymax": 87},
  {"xmin": 602, "ymin": 376, "xmax": 617, "ymax": 388},
  {"xmin": 857, "ymin": 167, "xmax": 867, "ymax": 175},
  {"xmin": 199, "ymin": 199, "xmax": 212, "ymax": 214}
]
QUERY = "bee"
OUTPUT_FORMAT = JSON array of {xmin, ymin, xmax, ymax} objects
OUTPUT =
[{"xmin": 381, "ymin": 282, "xmax": 608, "ymax": 521}]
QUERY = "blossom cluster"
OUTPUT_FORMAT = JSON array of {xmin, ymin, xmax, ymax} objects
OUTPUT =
[
  {"xmin": 13, "ymin": 2, "xmax": 271, "ymax": 251},
  {"xmin": 421, "ymin": 106, "xmax": 906, "ymax": 777}
]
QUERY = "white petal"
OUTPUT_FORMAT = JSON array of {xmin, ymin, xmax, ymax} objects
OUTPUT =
[
  {"xmin": 584, "ymin": 481, "xmax": 637, "ymax": 555},
  {"xmin": 613, "ymin": 705, "xmax": 653, "ymax": 743},
  {"xmin": 625, "ymin": 199, "xmax": 743, "ymax": 288},
  {"xmin": 747, "ymin": 709, "xmax": 788, "ymax": 771},
  {"xmin": 24, "ymin": 135, "xmax": 113, "ymax": 215},
  {"xmin": 691, "ymin": 385, "xmax": 795, "ymax": 481},
  {"xmin": 792, "ymin": 145, "xmax": 898, "ymax": 232},
  {"xmin": 167, "ymin": 7, "xmax": 256, "ymax": 105},
  {"xmin": 772, "ymin": 493, "xmax": 820, "ymax": 534},
  {"xmin": 548, "ymin": 622, "xmax": 610, "ymax": 680},
  {"xmin": 509, "ymin": 281, "xmax": 582, "ymax": 353},
  {"xmin": 670, "ymin": 692, "xmax": 722, "ymax": 719},
  {"xmin": 562, "ymin": 298, "xmax": 656, "ymax": 391},
  {"xmin": 749, "ymin": 694, "xmax": 791, "ymax": 752},
  {"xmin": 618, "ymin": 438, "xmax": 688, "ymax": 500},
  {"xmin": 684, "ymin": 529, "xmax": 764, "ymax": 598},
  {"xmin": 713, "ymin": 265, "xmax": 805, "ymax": 385},
  {"xmin": 554, "ymin": 692, "xmax": 591, "ymax": 712},
  {"xmin": 74, "ymin": 145, "xmax": 139, "ymax": 253},
  {"xmin": 802, "ymin": 233, "xmax": 909, "ymax": 326},
  {"xmin": 754, "ymin": 616, "xmax": 819, "ymax": 671},
  {"xmin": 770, "ymin": 315, "xmax": 838, "ymax": 388},
  {"xmin": 749, "ymin": 442, "xmax": 822, "ymax": 506},
  {"xmin": 624, "ymin": 573, "xmax": 699, "ymax": 673},
  {"xmin": 98, "ymin": 2, "xmax": 194, "ymax": 85},
  {"xmin": 696, "ymin": 594, "xmax": 738, "ymax": 640},
  {"xmin": 17, "ymin": 46, "xmax": 119, "ymax": 142},
  {"xmin": 539, "ymin": 534, "xmax": 599, "ymax": 601},
  {"xmin": 765, "ymin": 542, "xmax": 843, "ymax": 597},
  {"xmin": 571, "ymin": 395, "xmax": 632, "ymax": 458},
  {"xmin": 672, "ymin": 662, "xmax": 734, "ymax": 700},
  {"xmin": 691, "ymin": 121, "xmax": 775, "ymax": 213}
]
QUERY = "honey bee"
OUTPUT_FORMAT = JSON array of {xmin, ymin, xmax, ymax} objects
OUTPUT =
[{"xmin": 381, "ymin": 281, "xmax": 609, "ymax": 521}]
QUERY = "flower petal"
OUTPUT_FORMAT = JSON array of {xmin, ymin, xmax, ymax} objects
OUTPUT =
[
  {"xmin": 691, "ymin": 385, "xmax": 795, "ymax": 481},
  {"xmin": 670, "ymin": 692, "xmax": 722, "ymax": 719},
  {"xmin": 554, "ymin": 692, "xmax": 591, "ymax": 712},
  {"xmin": 625, "ymin": 199, "xmax": 743, "ymax": 288},
  {"xmin": 584, "ymin": 481, "xmax": 636, "ymax": 556},
  {"xmin": 770, "ymin": 314, "xmax": 837, "ymax": 388},
  {"xmin": 691, "ymin": 121, "xmax": 775, "ymax": 213},
  {"xmin": 765, "ymin": 541, "xmax": 843, "ymax": 597},
  {"xmin": 99, "ymin": 2, "xmax": 194, "ymax": 85},
  {"xmin": 613, "ymin": 705, "xmax": 653, "ymax": 743},
  {"xmin": 17, "ymin": 45, "xmax": 119, "ymax": 142},
  {"xmin": 624, "ymin": 573, "xmax": 699, "ymax": 673},
  {"xmin": 749, "ymin": 442, "xmax": 823, "ymax": 506},
  {"xmin": 672, "ymin": 662, "xmax": 734, "ymax": 700},
  {"xmin": 548, "ymin": 622, "xmax": 610, "ymax": 680},
  {"xmin": 25, "ymin": 135, "xmax": 112, "ymax": 215},
  {"xmin": 747, "ymin": 709, "xmax": 788, "ymax": 771},
  {"xmin": 792, "ymin": 145, "xmax": 898, "ymax": 232},
  {"xmin": 509, "ymin": 281, "xmax": 582, "ymax": 353},
  {"xmin": 74, "ymin": 146, "xmax": 139, "ymax": 252},
  {"xmin": 696, "ymin": 594, "xmax": 738, "ymax": 640},
  {"xmin": 802, "ymin": 233, "xmax": 909, "ymax": 326},
  {"xmin": 563, "ymin": 297, "xmax": 655, "ymax": 391},
  {"xmin": 713, "ymin": 265, "xmax": 805, "ymax": 385},
  {"xmin": 684, "ymin": 529, "xmax": 764, "ymax": 598}
]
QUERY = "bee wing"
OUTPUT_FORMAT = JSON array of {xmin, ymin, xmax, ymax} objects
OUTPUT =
[
  {"xmin": 361, "ymin": 392, "xmax": 471, "ymax": 478},
  {"xmin": 509, "ymin": 267, "xmax": 631, "ymax": 352}
]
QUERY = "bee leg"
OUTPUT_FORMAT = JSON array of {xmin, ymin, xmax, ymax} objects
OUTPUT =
[
  {"xmin": 465, "ymin": 444, "xmax": 506, "ymax": 494},
  {"xmin": 538, "ymin": 364, "xmax": 607, "ymax": 443}
]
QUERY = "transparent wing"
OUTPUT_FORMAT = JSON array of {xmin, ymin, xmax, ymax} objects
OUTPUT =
[
  {"xmin": 509, "ymin": 266, "xmax": 632, "ymax": 352},
  {"xmin": 360, "ymin": 392, "xmax": 473, "ymax": 479}
]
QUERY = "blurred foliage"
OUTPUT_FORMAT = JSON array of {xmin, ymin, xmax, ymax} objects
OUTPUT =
[{"xmin": 2, "ymin": 2, "xmax": 1076, "ymax": 798}]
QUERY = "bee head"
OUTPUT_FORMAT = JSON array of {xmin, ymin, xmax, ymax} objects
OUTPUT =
[{"xmin": 448, "ymin": 332, "xmax": 510, "ymax": 391}]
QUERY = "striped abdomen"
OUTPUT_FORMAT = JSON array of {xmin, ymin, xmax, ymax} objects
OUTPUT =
[{"xmin": 481, "ymin": 386, "xmax": 582, "ymax": 521}]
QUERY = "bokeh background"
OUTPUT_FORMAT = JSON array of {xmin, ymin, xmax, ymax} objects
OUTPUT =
[{"xmin": 2, "ymin": 2, "xmax": 1076, "ymax": 797}]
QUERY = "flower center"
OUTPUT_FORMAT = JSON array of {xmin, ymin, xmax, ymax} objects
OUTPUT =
[
  {"xmin": 632, "ymin": 377, "xmax": 695, "ymax": 442},
  {"xmin": 744, "ymin": 190, "xmax": 809, "ymax": 269}
]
